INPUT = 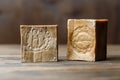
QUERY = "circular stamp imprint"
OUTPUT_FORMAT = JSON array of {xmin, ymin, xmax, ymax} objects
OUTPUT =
[
  {"xmin": 26, "ymin": 27, "xmax": 52, "ymax": 51},
  {"xmin": 71, "ymin": 25, "xmax": 95, "ymax": 54}
]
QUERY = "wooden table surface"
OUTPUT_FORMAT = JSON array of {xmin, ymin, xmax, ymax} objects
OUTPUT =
[{"xmin": 0, "ymin": 45, "xmax": 120, "ymax": 80}]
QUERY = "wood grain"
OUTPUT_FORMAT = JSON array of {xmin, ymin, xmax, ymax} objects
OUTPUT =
[{"xmin": 0, "ymin": 45, "xmax": 120, "ymax": 80}]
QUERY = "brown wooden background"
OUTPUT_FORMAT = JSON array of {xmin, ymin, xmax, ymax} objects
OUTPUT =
[{"xmin": 0, "ymin": 0, "xmax": 119, "ymax": 44}]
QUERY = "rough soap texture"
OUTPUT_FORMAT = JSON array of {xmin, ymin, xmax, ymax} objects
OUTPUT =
[
  {"xmin": 20, "ymin": 25, "xmax": 58, "ymax": 62},
  {"xmin": 67, "ymin": 19, "xmax": 107, "ymax": 61}
]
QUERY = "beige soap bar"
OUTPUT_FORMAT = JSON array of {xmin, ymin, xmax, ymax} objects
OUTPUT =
[
  {"xmin": 67, "ymin": 19, "xmax": 108, "ymax": 61},
  {"xmin": 20, "ymin": 25, "xmax": 58, "ymax": 62}
]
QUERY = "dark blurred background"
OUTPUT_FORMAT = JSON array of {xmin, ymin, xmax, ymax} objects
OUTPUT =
[{"xmin": 0, "ymin": 0, "xmax": 120, "ymax": 44}]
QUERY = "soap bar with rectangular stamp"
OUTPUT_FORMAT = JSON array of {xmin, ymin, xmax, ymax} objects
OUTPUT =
[
  {"xmin": 67, "ymin": 19, "xmax": 108, "ymax": 61},
  {"xmin": 20, "ymin": 25, "xmax": 58, "ymax": 62}
]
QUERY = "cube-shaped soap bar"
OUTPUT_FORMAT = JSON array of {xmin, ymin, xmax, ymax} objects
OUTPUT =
[
  {"xmin": 20, "ymin": 25, "xmax": 58, "ymax": 62},
  {"xmin": 67, "ymin": 19, "xmax": 108, "ymax": 61}
]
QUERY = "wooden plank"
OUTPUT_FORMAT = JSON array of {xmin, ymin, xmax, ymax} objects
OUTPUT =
[{"xmin": 0, "ymin": 45, "xmax": 120, "ymax": 80}]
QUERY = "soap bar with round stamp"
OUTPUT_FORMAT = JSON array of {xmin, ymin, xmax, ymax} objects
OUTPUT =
[
  {"xmin": 20, "ymin": 25, "xmax": 58, "ymax": 62},
  {"xmin": 67, "ymin": 19, "xmax": 108, "ymax": 61}
]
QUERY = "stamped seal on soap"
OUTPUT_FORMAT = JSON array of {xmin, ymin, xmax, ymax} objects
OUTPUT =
[
  {"xmin": 71, "ymin": 25, "xmax": 95, "ymax": 54},
  {"xmin": 24, "ymin": 27, "xmax": 53, "ymax": 52}
]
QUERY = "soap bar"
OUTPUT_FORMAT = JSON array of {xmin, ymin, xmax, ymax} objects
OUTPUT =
[
  {"xmin": 20, "ymin": 25, "xmax": 58, "ymax": 62},
  {"xmin": 67, "ymin": 19, "xmax": 108, "ymax": 61}
]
